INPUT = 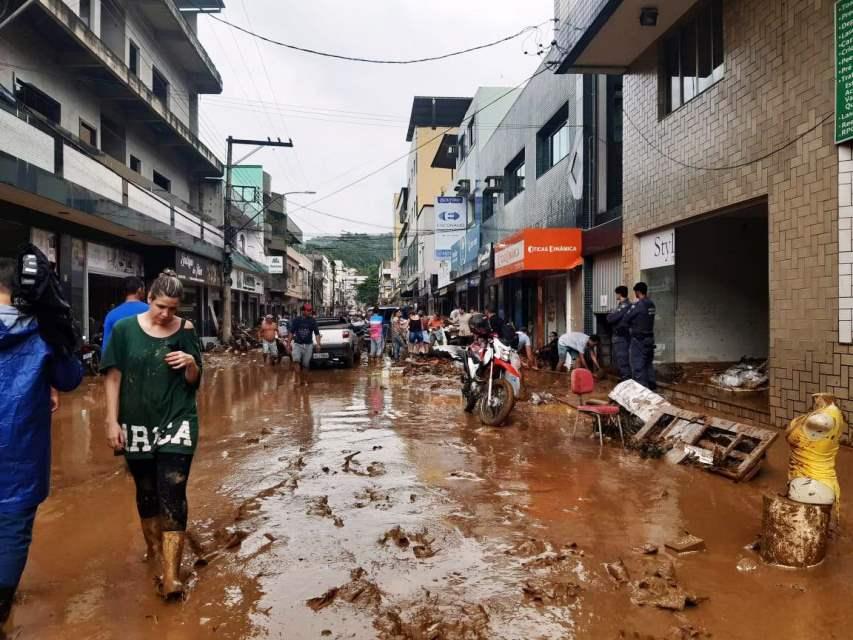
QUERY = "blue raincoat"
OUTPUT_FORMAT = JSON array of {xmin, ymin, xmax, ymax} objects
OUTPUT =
[{"xmin": 0, "ymin": 305, "xmax": 83, "ymax": 512}]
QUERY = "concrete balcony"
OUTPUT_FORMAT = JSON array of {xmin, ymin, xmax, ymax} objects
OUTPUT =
[
  {"xmin": 7, "ymin": 0, "xmax": 223, "ymax": 176},
  {"xmin": 0, "ymin": 102, "xmax": 223, "ymax": 261},
  {"xmin": 554, "ymin": 0, "xmax": 698, "ymax": 73}
]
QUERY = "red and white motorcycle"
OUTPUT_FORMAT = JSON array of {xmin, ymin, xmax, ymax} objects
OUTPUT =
[{"xmin": 442, "ymin": 335, "xmax": 522, "ymax": 426}]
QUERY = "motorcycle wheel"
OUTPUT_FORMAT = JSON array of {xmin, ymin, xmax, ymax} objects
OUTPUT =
[
  {"xmin": 478, "ymin": 378, "xmax": 515, "ymax": 426},
  {"xmin": 89, "ymin": 352, "xmax": 100, "ymax": 376},
  {"xmin": 462, "ymin": 383, "xmax": 477, "ymax": 413}
]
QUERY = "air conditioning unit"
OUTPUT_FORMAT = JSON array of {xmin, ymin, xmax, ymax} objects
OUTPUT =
[
  {"xmin": 484, "ymin": 175, "xmax": 504, "ymax": 192},
  {"xmin": 454, "ymin": 179, "xmax": 471, "ymax": 195}
]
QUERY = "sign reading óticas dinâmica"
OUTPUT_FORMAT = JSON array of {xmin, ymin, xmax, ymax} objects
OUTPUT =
[{"xmin": 837, "ymin": 0, "xmax": 853, "ymax": 143}]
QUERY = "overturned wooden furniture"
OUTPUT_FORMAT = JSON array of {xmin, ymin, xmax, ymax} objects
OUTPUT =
[
  {"xmin": 760, "ymin": 494, "xmax": 831, "ymax": 567},
  {"xmin": 633, "ymin": 406, "xmax": 778, "ymax": 481}
]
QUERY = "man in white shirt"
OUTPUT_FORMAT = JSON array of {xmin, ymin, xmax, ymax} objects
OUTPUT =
[
  {"xmin": 516, "ymin": 326, "xmax": 534, "ymax": 367},
  {"xmin": 557, "ymin": 331, "xmax": 601, "ymax": 372}
]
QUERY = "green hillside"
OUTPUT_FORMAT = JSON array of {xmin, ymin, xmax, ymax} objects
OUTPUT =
[{"xmin": 303, "ymin": 233, "xmax": 393, "ymax": 273}]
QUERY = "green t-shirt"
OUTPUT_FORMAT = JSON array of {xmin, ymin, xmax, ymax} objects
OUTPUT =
[{"xmin": 100, "ymin": 315, "xmax": 202, "ymax": 459}]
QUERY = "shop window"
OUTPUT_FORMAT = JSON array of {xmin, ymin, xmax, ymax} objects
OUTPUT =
[
  {"xmin": 152, "ymin": 67, "xmax": 169, "ymax": 107},
  {"xmin": 152, "ymin": 170, "xmax": 171, "ymax": 193},
  {"xmin": 537, "ymin": 104, "xmax": 570, "ymax": 176},
  {"xmin": 504, "ymin": 150, "xmax": 525, "ymax": 203},
  {"xmin": 79, "ymin": 119, "xmax": 97, "ymax": 147},
  {"xmin": 15, "ymin": 80, "xmax": 61, "ymax": 124},
  {"xmin": 661, "ymin": 0, "xmax": 724, "ymax": 115}
]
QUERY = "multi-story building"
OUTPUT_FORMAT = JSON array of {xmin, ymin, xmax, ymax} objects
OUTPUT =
[
  {"xmin": 0, "ymin": 0, "xmax": 226, "ymax": 339},
  {"xmin": 230, "ymin": 164, "xmax": 271, "ymax": 326},
  {"xmin": 307, "ymin": 253, "xmax": 333, "ymax": 315},
  {"xmin": 437, "ymin": 66, "xmax": 622, "ymax": 347},
  {"xmin": 436, "ymin": 87, "xmax": 520, "ymax": 314},
  {"xmin": 397, "ymin": 96, "xmax": 471, "ymax": 312},
  {"xmin": 378, "ymin": 259, "xmax": 397, "ymax": 305},
  {"xmin": 554, "ymin": 0, "xmax": 845, "ymax": 431}
]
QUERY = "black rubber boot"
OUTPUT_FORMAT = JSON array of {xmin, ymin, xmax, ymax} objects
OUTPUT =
[{"xmin": 0, "ymin": 585, "xmax": 15, "ymax": 625}]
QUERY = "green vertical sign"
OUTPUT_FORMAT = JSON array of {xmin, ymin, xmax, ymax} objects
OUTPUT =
[{"xmin": 837, "ymin": 0, "xmax": 853, "ymax": 143}]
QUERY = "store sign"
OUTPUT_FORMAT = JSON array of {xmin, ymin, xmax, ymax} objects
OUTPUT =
[
  {"xmin": 267, "ymin": 255, "xmax": 284, "ymax": 274},
  {"xmin": 88, "ymin": 242, "xmax": 143, "ymax": 277},
  {"xmin": 494, "ymin": 228, "xmax": 582, "ymax": 278},
  {"xmin": 231, "ymin": 270, "xmax": 263, "ymax": 293},
  {"xmin": 451, "ymin": 235, "xmax": 466, "ymax": 274},
  {"xmin": 837, "ymin": 0, "xmax": 853, "ymax": 143},
  {"xmin": 176, "ymin": 250, "xmax": 221, "ymax": 287},
  {"xmin": 434, "ymin": 196, "xmax": 467, "ymax": 259},
  {"xmin": 478, "ymin": 244, "xmax": 492, "ymax": 270},
  {"xmin": 639, "ymin": 227, "xmax": 676, "ymax": 270}
]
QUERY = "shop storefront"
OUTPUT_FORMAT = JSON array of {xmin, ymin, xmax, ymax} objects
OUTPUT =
[
  {"xmin": 87, "ymin": 241, "xmax": 144, "ymax": 339},
  {"xmin": 175, "ymin": 250, "xmax": 222, "ymax": 340},
  {"xmin": 494, "ymin": 228, "xmax": 582, "ymax": 347}
]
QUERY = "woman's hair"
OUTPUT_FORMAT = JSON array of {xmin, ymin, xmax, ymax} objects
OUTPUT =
[{"xmin": 149, "ymin": 269, "xmax": 183, "ymax": 300}]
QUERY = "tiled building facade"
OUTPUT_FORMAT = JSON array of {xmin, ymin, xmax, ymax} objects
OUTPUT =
[{"xmin": 559, "ymin": 0, "xmax": 851, "ymax": 436}]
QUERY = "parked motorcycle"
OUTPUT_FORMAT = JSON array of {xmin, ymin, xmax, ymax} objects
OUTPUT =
[
  {"xmin": 438, "ymin": 335, "xmax": 522, "ymax": 427},
  {"xmin": 80, "ymin": 333, "xmax": 102, "ymax": 376}
]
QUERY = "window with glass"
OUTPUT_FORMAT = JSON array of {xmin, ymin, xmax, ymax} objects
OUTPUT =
[
  {"xmin": 504, "ymin": 150, "xmax": 526, "ymax": 203},
  {"xmin": 662, "ymin": 0, "xmax": 724, "ymax": 115},
  {"xmin": 537, "ymin": 104, "xmax": 570, "ymax": 176},
  {"xmin": 79, "ymin": 120, "xmax": 97, "ymax": 147}
]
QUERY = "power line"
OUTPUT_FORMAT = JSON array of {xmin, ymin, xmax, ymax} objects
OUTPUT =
[
  {"xmin": 208, "ymin": 14, "xmax": 551, "ymax": 65},
  {"xmin": 287, "ymin": 65, "xmax": 553, "ymax": 219}
]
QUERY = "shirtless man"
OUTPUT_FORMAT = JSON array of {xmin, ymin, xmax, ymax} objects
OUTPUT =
[{"xmin": 258, "ymin": 314, "xmax": 279, "ymax": 365}]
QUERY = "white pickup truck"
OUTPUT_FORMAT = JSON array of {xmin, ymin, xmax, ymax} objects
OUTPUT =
[{"xmin": 312, "ymin": 318, "xmax": 362, "ymax": 368}]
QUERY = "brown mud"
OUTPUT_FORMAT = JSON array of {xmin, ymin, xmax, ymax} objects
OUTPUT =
[{"xmin": 6, "ymin": 353, "xmax": 853, "ymax": 638}]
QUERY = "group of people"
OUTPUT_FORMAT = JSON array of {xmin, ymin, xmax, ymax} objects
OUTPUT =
[{"xmin": 257, "ymin": 304, "xmax": 322, "ymax": 384}]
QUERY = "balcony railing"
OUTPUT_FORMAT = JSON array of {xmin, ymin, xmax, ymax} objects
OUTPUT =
[{"xmin": 0, "ymin": 99, "xmax": 223, "ymax": 251}]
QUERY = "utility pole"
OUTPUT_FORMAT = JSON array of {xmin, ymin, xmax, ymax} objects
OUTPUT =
[{"xmin": 221, "ymin": 135, "xmax": 294, "ymax": 343}]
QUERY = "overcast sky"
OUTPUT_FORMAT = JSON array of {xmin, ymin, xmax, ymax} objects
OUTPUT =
[{"xmin": 197, "ymin": 0, "xmax": 553, "ymax": 239}]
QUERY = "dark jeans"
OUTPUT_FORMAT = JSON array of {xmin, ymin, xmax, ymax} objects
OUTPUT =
[
  {"xmin": 126, "ymin": 453, "xmax": 193, "ymax": 531},
  {"xmin": 630, "ymin": 335, "xmax": 657, "ymax": 390},
  {"xmin": 613, "ymin": 335, "xmax": 631, "ymax": 380},
  {"xmin": 0, "ymin": 506, "xmax": 37, "ymax": 592}
]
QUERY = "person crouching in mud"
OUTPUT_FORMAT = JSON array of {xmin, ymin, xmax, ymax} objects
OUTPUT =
[{"xmin": 101, "ymin": 269, "xmax": 202, "ymax": 599}]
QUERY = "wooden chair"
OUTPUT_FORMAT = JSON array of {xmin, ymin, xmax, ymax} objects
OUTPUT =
[{"xmin": 570, "ymin": 368, "xmax": 624, "ymax": 447}]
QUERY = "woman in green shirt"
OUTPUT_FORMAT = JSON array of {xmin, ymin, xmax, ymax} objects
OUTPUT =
[{"xmin": 101, "ymin": 269, "xmax": 202, "ymax": 599}]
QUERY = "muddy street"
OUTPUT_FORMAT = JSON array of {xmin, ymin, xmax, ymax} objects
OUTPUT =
[{"xmin": 7, "ymin": 354, "xmax": 853, "ymax": 639}]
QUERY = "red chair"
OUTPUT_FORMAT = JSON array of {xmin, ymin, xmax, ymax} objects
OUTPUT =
[{"xmin": 570, "ymin": 368, "xmax": 624, "ymax": 447}]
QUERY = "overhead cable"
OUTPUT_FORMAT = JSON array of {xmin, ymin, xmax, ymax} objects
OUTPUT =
[{"xmin": 208, "ymin": 13, "xmax": 550, "ymax": 64}]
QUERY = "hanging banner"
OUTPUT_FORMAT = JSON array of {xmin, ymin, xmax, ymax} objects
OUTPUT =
[{"xmin": 434, "ymin": 196, "xmax": 466, "ymax": 259}]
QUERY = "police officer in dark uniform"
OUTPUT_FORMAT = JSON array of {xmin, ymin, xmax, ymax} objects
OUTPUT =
[
  {"xmin": 606, "ymin": 285, "xmax": 632, "ymax": 381},
  {"xmin": 624, "ymin": 281, "xmax": 656, "ymax": 390}
]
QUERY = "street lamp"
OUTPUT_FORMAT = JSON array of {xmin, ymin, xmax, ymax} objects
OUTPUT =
[{"xmin": 280, "ymin": 191, "xmax": 316, "ymax": 313}]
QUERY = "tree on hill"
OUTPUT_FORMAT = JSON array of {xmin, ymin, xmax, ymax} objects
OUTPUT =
[
  {"xmin": 303, "ymin": 233, "xmax": 392, "ymax": 273},
  {"xmin": 356, "ymin": 266, "xmax": 380, "ymax": 305}
]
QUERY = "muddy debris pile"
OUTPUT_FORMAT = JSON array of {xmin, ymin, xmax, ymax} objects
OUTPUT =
[
  {"xmin": 521, "ymin": 576, "xmax": 581, "ymax": 606},
  {"xmin": 354, "ymin": 486, "xmax": 393, "ymax": 510},
  {"xmin": 341, "ymin": 451, "xmax": 387, "ymax": 477},
  {"xmin": 400, "ymin": 358, "xmax": 458, "ymax": 378},
  {"xmin": 307, "ymin": 496, "xmax": 344, "ymax": 528},
  {"xmin": 306, "ymin": 567, "xmax": 383, "ymax": 612},
  {"xmin": 374, "ymin": 596, "xmax": 490, "ymax": 640},
  {"xmin": 379, "ymin": 526, "xmax": 437, "ymax": 559},
  {"xmin": 624, "ymin": 559, "xmax": 706, "ymax": 612}
]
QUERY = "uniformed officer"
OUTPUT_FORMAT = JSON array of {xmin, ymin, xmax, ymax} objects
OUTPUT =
[
  {"xmin": 606, "ymin": 285, "xmax": 632, "ymax": 381},
  {"xmin": 624, "ymin": 281, "xmax": 656, "ymax": 390}
]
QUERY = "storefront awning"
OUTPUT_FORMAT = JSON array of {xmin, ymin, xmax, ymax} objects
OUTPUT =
[
  {"xmin": 494, "ymin": 228, "xmax": 583, "ymax": 278},
  {"xmin": 232, "ymin": 252, "xmax": 268, "ymax": 275}
]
